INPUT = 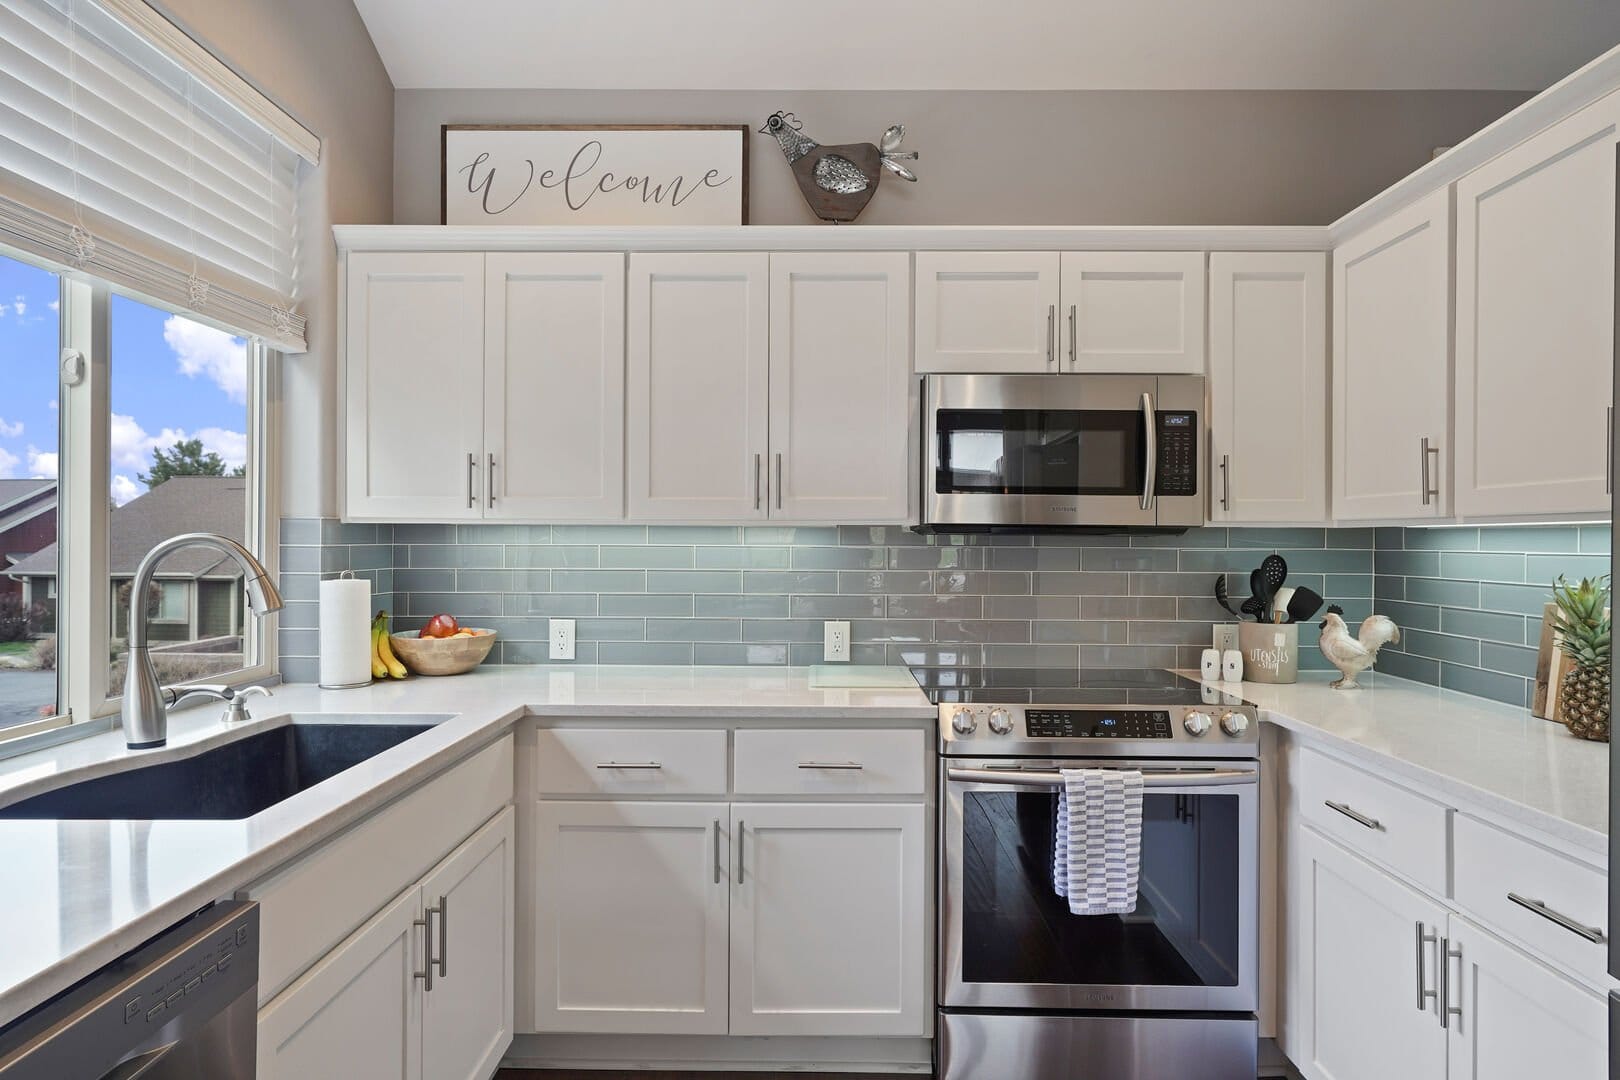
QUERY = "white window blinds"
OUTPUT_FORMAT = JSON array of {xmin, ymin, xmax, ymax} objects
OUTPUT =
[{"xmin": 0, "ymin": 0, "xmax": 315, "ymax": 349}]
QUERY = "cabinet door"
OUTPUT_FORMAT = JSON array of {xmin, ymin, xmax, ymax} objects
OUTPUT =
[
  {"xmin": 258, "ymin": 882, "xmax": 423, "ymax": 1080},
  {"xmin": 769, "ymin": 252, "xmax": 912, "ymax": 522},
  {"xmin": 1060, "ymin": 251, "xmax": 1206, "ymax": 373},
  {"xmin": 1454, "ymin": 93, "xmax": 1620, "ymax": 518},
  {"xmin": 485, "ymin": 254, "xmax": 625, "ymax": 520},
  {"xmin": 1208, "ymin": 252, "xmax": 1328, "ymax": 523},
  {"xmin": 729, "ymin": 803, "xmax": 927, "ymax": 1037},
  {"xmin": 914, "ymin": 251, "xmax": 1060, "ymax": 372},
  {"xmin": 344, "ymin": 252, "xmax": 485, "ymax": 521},
  {"xmin": 422, "ymin": 807, "xmax": 515, "ymax": 1080},
  {"xmin": 1444, "ymin": 913, "xmax": 1607, "ymax": 1080},
  {"xmin": 531, "ymin": 801, "xmax": 729, "ymax": 1034},
  {"xmin": 1332, "ymin": 189, "xmax": 1453, "ymax": 520},
  {"xmin": 627, "ymin": 253, "xmax": 769, "ymax": 520},
  {"xmin": 1294, "ymin": 827, "xmax": 1448, "ymax": 1080}
]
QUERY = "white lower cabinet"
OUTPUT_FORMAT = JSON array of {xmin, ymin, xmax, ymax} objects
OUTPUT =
[
  {"xmin": 729, "ymin": 803, "xmax": 927, "ymax": 1036},
  {"xmin": 259, "ymin": 806, "xmax": 516, "ymax": 1080},
  {"xmin": 530, "ymin": 801, "xmax": 730, "ymax": 1034}
]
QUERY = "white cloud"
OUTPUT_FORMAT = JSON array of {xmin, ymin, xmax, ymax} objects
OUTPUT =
[
  {"xmin": 12, "ymin": 298, "xmax": 26, "ymax": 317},
  {"xmin": 0, "ymin": 448, "xmax": 17, "ymax": 478},
  {"xmin": 25, "ymin": 446, "xmax": 56, "ymax": 479},
  {"xmin": 0, "ymin": 303, "xmax": 10, "ymax": 318},
  {"xmin": 192, "ymin": 427, "xmax": 247, "ymax": 470},
  {"xmin": 110, "ymin": 474, "xmax": 141, "ymax": 506},
  {"xmin": 109, "ymin": 413, "xmax": 246, "ymax": 474},
  {"xmin": 47, "ymin": 300, "xmax": 59, "ymax": 313},
  {"xmin": 47, "ymin": 400, "xmax": 56, "ymax": 412},
  {"xmin": 0, "ymin": 418, "xmax": 21, "ymax": 438},
  {"xmin": 163, "ymin": 315, "xmax": 247, "ymax": 403}
]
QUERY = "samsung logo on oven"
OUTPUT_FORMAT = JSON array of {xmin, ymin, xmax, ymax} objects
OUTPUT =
[{"xmin": 1048, "ymin": 505, "xmax": 1078, "ymax": 513}]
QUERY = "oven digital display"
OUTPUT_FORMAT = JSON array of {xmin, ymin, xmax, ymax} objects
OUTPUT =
[{"xmin": 1024, "ymin": 710, "xmax": 1173, "ymax": 738}]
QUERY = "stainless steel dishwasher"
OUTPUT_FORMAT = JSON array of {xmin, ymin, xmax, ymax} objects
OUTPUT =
[{"xmin": 0, "ymin": 900, "xmax": 258, "ymax": 1079}]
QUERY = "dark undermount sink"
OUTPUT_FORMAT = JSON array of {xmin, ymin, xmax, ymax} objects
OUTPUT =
[{"xmin": 0, "ymin": 719, "xmax": 443, "ymax": 820}]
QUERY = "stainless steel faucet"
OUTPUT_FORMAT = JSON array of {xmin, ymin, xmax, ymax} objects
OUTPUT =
[{"xmin": 122, "ymin": 532, "xmax": 284, "ymax": 749}]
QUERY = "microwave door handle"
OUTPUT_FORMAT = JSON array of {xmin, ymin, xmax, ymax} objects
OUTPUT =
[{"xmin": 1140, "ymin": 391, "xmax": 1156, "ymax": 512}]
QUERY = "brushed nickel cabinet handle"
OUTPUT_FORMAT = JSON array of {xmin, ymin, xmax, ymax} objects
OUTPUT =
[
  {"xmin": 435, "ymin": 894, "xmax": 448, "ymax": 977},
  {"xmin": 1440, "ymin": 937, "xmax": 1462, "ymax": 1029},
  {"xmin": 713, "ymin": 819, "xmax": 722, "ymax": 885},
  {"xmin": 1046, "ymin": 305, "xmax": 1055, "ymax": 365},
  {"xmin": 466, "ymin": 453, "xmax": 477, "ymax": 509},
  {"xmin": 797, "ymin": 761, "xmax": 864, "ymax": 770},
  {"xmin": 1420, "ymin": 437, "xmax": 1440, "ymax": 506},
  {"xmin": 754, "ymin": 453, "xmax": 762, "ymax": 510},
  {"xmin": 1067, "ymin": 304, "xmax": 1077, "ymax": 369},
  {"xmin": 1324, "ymin": 799, "xmax": 1382, "ymax": 831},
  {"xmin": 1506, "ymin": 892, "xmax": 1607, "ymax": 943},
  {"xmin": 736, "ymin": 819, "xmax": 746, "ymax": 885},
  {"xmin": 1415, "ymin": 922, "xmax": 1438, "ymax": 1011},
  {"xmin": 1607, "ymin": 406, "xmax": 1613, "ymax": 495},
  {"xmin": 413, "ymin": 913, "xmax": 434, "ymax": 991},
  {"xmin": 775, "ymin": 453, "xmax": 783, "ymax": 510},
  {"xmin": 1220, "ymin": 454, "xmax": 1231, "ymax": 511},
  {"xmin": 595, "ymin": 761, "xmax": 662, "ymax": 770},
  {"xmin": 487, "ymin": 454, "xmax": 496, "ymax": 508}
]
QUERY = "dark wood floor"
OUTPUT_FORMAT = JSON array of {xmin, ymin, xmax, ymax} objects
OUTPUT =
[{"xmin": 498, "ymin": 1072, "xmax": 902, "ymax": 1079}]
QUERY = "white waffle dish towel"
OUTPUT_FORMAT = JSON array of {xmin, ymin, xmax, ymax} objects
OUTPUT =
[{"xmin": 1054, "ymin": 767, "xmax": 1144, "ymax": 916}]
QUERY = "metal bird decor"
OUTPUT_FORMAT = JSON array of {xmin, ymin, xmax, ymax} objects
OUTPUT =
[{"xmin": 760, "ymin": 111, "xmax": 919, "ymax": 223}]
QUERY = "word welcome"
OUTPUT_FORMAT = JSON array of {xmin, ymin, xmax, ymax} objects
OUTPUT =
[{"xmin": 458, "ymin": 141, "xmax": 733, "ymax": 217}]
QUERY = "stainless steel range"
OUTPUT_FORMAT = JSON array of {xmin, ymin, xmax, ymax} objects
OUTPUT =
[{"xmin": 914, "ymin": 667, "xmax": 1260, "ymax": 1080}]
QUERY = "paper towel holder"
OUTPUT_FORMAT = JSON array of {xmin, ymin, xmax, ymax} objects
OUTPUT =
[{"xmin": 319, "ymin": 569, "xmax": 374, "ymax": 690}]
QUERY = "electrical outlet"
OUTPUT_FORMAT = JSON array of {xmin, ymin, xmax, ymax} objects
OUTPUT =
[
  {"xmin": 549, "ymin": 618, "xmax": 575, "ymax": 661},
  {"xmin": 823, "ymin": 620, "xmax": 851, "ymax": 663},
  {"xmin": 1212, "ymin": 623, "xmax": 1240, "ymax": 656}
]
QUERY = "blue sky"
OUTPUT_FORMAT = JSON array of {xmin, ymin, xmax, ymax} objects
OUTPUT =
[{"xmin": 0, "ymin": 253, "xmax": 248, "ymax": 505}]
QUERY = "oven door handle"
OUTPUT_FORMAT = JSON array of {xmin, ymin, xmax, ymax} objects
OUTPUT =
[
  {"xmin": 947, "ymin": 766, "xmax": 1256, "ymax": 789},
  {"xmin": 1140, "ymin": 390, "xmax": 1156, "ymax": 512}
]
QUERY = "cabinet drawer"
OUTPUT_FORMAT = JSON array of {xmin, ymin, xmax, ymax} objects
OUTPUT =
[
  {"xmin": 535, "ymin": 728, "xmax": 727, "ymax": 796},
  {"xmin": 1453, "ymin": 813, "xmax": 1608, "ymax": 987},
  {"xmin": 734, "ymin": 728, "xmax": 925, "ymax": 796},
  {"xmin": 1297, "ymin": 748, "xmax": 1450, "ymax": 894}
]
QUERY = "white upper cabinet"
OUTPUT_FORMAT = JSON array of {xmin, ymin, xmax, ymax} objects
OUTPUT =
[
  {"xmin": 627, "ymin": 253, "xmax": 771, "ymax": 521},
  {"xmin": 484, "ymin": 254, "xmax": 626, "ymax": 520},
  {"xmin": 1332, "ymin": 189, "xmax": 1454, "ymax": 521},
  {"xmin": 1454, "ymin": 92, "xmax": 1620, "ymax": 519},
  {"xmin": 914, "ymin": 252, "xmax": 1061, "ymax": 372},
  {"xmin": 768, "ymin": 252, "xmax": 913, "ymax": 523},
  {"xmin": 1059, "ymin": 252, "xmax": 1206, "ymax": 373},
  {"xmin": 344, "ymin": 252, "xmax": 486, "ymax": 521},
  {"xmin": 1208, "ymin": 252, "xmax": 1328, "ymax": 523}
]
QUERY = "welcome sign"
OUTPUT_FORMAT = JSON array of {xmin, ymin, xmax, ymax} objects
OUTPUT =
[{"xmin": 441, "ymin": 125, "xmax": 749, "ymax": 226}]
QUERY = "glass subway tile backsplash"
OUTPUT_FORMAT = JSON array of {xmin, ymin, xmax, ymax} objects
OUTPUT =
[{"xmin": 277, "ymin": 519, "xmax": 1609, "ymax": 710}]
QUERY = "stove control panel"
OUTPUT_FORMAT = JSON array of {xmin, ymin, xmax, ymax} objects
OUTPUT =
[{"xmin": 1024, "ymin": 709, "xmax": 1173, "ymax": 739}]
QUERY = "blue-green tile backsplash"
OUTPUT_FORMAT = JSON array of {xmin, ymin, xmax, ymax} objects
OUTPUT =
[{"xmin": 278, "ymin": 520, "xmax": 1609, "ymax": 711}]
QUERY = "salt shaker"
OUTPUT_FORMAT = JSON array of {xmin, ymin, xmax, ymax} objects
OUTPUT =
[{"xmin": 1221, "ymin": 648, "xmax": 1244, "ymax": 683}]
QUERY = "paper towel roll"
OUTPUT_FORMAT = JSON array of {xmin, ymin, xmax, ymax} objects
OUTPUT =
[{"xmin": 319, "ymin": 575, "xmax": 373, "ymax": 688}]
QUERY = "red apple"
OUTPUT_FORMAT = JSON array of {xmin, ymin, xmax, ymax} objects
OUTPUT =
[{"xmin": 419, "ymin": 613, "xmax": 459, "ymax": 639}]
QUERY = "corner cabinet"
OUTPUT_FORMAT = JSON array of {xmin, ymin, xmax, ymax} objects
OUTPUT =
[
  {"xmin": 1453, "ymin": 91, "xmax": 1620, "ymax": 518},
  {"xmin": 1331, "ymin": 189, "xmax": 1454, "ymax": 521},
  {"xmin": 1208, "ymin": 252, "xmax": 1328, "ymax": 522}
]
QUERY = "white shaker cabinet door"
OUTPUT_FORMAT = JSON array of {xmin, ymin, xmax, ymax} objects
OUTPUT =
[
  {"xmin": 627, "ymin": 253, "xmax": 770, "ymax": 520},
  {"xmin": 729, "ymin": 802, "xmax": 927, "ymax": 1037},
  {"xmin": 1454, "ymin": 92, "xmax": 1619, "ymax": 518},
  {"xmin": 1293, "ymin": 827, "xmax": 1448, "ymax": 1080},
  {"xmin": 257, "ymin": 882, "xmax": 423, "ymax": 1080},
  {"xmin": 914, "ymin": 251, "xmax": 1060, "ymax": 373},
  {"xmin": 531, "ymin": 801, "xmax": 730, "ymax": 1034},
  {"xmin": 768, "ymin": 252, "xmax": 913, "ymax": 523},
  {"xmin": 344, "ymin": 251, "xmax": 486, "ymax": 521},
  {"xmin": 1443, "ymin": 914, "xmax": 1608, "ymax": 1080},
  {"xmin": 1332, "ymin": 189, "xmax": 1454, "ymax": 521},
  {"xmin": 1059, "ymin": 251, "xmax": 1207, "ymax": 374},
  {"xmin": 485, "ymin": 253, "xmax": 626, "ymax": 520},
  {"xmin": 421, "ymin": 807, "xmax": 516, "ymax": 1080},
  {"xmin": 1208, "ymin": 252, "xmax": 1329, "ymax": 523}
]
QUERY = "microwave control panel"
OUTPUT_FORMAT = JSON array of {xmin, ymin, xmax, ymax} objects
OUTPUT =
[{"xmin": 1155, "ymin": 412, "xmax": 1198, "ymax": 497}]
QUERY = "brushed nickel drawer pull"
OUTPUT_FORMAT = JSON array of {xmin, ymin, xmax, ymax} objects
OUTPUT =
[
  {"xmin": 595, "ymin": 761, "xmax": 663, "ymax": 770},
  {"xmin": 1046, "ymin": 305, "xmax": 1055, "ymax": 365},
  {"xmin": 1324, "ymin": 800, "xmax": 1382, "ymax": 831},
  {"xmin": 413, "ymin": 913, "xmax": 434, "ymax": 991},
  {"xmin": 1440, "ymin": 936, "xmax": 1462, "ymax": 1029},
  {"xmin": 1415, "ymin": 922, "xmax": 1438, "ymax": 1011},
  {"xmin": 435, "ymin": 894, "xmax": 448, "ymax": 977},
  {"xmin": 1506, "ymin": 893, "xmax": 1607, "ymax": 943},
  {"xmin": 737, "ymin": 819, "xmax": 746, "ymax": 885},
  {"xmin": 797, "ymin": 761, "xmax": 864, "ymax": 770},
  {"xmin": 712, "ymin": 819, "xmax": 722, "ymax": 885}
]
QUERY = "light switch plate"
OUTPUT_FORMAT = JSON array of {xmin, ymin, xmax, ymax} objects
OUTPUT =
[
  {"xmin": 1212, "ymin": 623, "xmax": 1240, "ymax": 655},
  {"xmin": 549, "ymin": 618, "xmax": 575, "ymax": 661},
  {"xmin": 823, "ymin": 620, "xmax": 851, "ymax": 663}
]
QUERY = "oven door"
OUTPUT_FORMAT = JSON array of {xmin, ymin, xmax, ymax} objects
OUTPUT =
[{"xmin": 941, "ymin": 758, "xmax": 1257, "ymax": 1013}]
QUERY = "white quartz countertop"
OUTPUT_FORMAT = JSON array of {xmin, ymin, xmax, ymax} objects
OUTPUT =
[
  {"xmin": 1230, "ymin": 670, "xmax": 1609, "ymax": 857},
  {"xmin": 0, "ymin": 665, "xmax": 933, "ymax": 1029}
]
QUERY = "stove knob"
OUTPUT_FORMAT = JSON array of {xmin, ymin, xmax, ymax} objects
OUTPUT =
[
  {"xmin": 951, "ymin": 708, "xmax": 978, "ymax": 735},
  {"xmin": 1220, "ymin": 711, "xmax": 1251, "ymax": 737},
  {"xmin": 988, "ymin": 708, "xmax": 1015, "ymax": 735},
  {"xmin": 1183, "ymin": 710, "xmax": 1213, "ymax": 737}
]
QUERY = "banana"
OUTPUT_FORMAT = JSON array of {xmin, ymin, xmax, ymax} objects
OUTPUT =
[
  {"xmin": 375, "ymin": 611, "xmax": 409, "ymax": 679},
  {"xmin": 369, "ymin": 615, "xmax": 388, "ymax": 680}
]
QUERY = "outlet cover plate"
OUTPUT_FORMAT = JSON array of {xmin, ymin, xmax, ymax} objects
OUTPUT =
[
  {"xmin": 823, "ymin": 620, "xmax": 851, "ymax": 663},
  {"xmin": 550, "ymin": 617, "xmax": 576, "ymax": 661},
  {"xmin": 1212, "ymin": 623, "xmax": 1240, "ymax": 655}
]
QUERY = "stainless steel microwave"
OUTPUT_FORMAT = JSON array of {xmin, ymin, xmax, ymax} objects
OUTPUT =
[{"xmin": 919, "ymin": 373, "xmax": 1205, "ymax": 532}]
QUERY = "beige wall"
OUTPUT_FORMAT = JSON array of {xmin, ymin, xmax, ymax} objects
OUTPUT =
[
  {"xmin": 151, "ymin": 0, "xmax": 395, "ymax": 519},
  {"xmin": 397, "ymin": 88, "xmax": 1528, "ymax": 226}
]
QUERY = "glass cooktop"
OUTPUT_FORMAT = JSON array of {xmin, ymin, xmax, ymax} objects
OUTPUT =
[{"xmin": 909, "ymin": 666, "xmax": 1253, "ymax": 707}]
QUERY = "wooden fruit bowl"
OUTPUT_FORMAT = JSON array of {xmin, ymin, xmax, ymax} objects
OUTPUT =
[{"xmin": 389, "ymin": 630, "xmax": 497, "ymax": 676}]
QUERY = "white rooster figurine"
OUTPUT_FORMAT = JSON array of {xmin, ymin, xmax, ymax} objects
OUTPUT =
[{"xmin": 1318, "ymin": 606, "xmax": 1401, "ymax": 689}]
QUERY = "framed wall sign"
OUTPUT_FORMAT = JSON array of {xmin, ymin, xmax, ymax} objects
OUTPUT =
[{"xmin": 442, "ymin": 124, "xmax": 749, "ymax": 225}]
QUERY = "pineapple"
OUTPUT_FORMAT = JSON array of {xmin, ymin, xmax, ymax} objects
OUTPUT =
[{"xmin": 1552, "ymin": 575, "xmax": 1611, "ymax": 742}]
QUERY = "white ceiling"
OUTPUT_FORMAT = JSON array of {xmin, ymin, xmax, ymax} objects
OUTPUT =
[{"xmin": 354, "ymin": 0, "xmax": 1620, "ymax": 92}]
